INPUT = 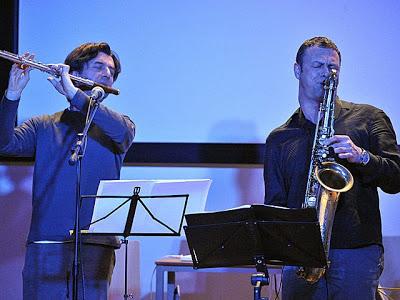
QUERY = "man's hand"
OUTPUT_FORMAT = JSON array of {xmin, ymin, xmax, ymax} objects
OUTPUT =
[
  {"xmin": 6, "ymin": 53, "xmax": 34, "ymax": 101},
  {"xmin": 47, "ymin": 64, "xmax": 78, "ymax": 101},
  {"xmin": 324, "ymin": 135, "xmax": 363, "ymax": 164}
]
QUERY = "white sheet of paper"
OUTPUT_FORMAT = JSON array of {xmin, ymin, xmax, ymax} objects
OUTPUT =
[{"xmin": 89, "ymin": 179, "xmax": 211, "ymax": 236}]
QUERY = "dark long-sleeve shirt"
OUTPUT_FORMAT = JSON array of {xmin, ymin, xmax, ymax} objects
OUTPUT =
[
  {"xmin": 264, "ymin": 99, "xmax": 400, "ymax": 248},
  {"xmin": 0, "ymin": 90, "xmax": 135, "ymax": 245}
]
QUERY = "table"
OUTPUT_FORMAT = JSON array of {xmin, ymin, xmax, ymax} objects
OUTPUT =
[{"xmin": 155, "ymin": 257, "xmax": 282, "ymax": 300}]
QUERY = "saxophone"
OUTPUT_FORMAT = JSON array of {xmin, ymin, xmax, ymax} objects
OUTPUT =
[{"xmin": 297, "ymin": 69, "xmax": 354, "ymax": 284}]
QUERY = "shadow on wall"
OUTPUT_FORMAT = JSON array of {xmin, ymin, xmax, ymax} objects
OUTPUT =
[{"xmin": 0, "ymin": 165, "xmax": 33, "ymax": 299}]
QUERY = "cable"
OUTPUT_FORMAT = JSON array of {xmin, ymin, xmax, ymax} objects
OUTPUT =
[
  {"xmin": 325, "ymin": 273, "xmax": 329, "ymax": 299},
  {"xmin": 149, "ymin": 266, "xmax": 157, "ymax": 300},
  {"xmin": 79, "ymin": 239, "xmax": 86, "ymax": 300},
  {"xmin": 273, "ymin": 271, "xmax": 282, "ymax": 300}
]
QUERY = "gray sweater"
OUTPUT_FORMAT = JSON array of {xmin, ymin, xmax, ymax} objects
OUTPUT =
[{"xmin": 0, "ymin": 90, "xmax": 135, "ymax": 245}]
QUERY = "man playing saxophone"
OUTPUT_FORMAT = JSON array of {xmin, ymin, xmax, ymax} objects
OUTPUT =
[{"xmin": 264, "ymin": 36, "xmax": 400, "ymax": 299}]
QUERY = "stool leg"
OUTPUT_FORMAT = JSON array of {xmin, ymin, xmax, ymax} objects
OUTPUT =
[
  {"xmin": 167, "ymin": 271, "xmax": 176, "ymax": 300},
  {"xmin": 155, "ymin": 267, "xmax": 164, "ymax": 300}
]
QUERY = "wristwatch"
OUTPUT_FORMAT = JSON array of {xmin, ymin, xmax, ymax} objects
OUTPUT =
[{"xmin": 360, "ymin": 148, "xmax": 370, "ymax": 166}]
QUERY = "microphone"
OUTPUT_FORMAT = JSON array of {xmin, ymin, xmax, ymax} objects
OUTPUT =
[{"xmin": 90, "ymin": 86, "xmax": 106, "ymax": 102}]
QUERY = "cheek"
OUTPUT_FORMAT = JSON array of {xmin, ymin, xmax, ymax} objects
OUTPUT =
[
  {"xmin": 84, "ymin": 70, "xmax": 100, "ymax": 80},
  {"xmin": 300, "ymin": 70, "xmax": 313, "ymax": 82},
  {"xmin": 75, "ymin": 69, "xmax": 89, "ymax": 79},
  {"xmin": 309, "ymin": 72, "xmax": 320, "ymax": 83},
  {"xmin": 302, "ymin": 75, "xmax": 315, "ymax": 86}
]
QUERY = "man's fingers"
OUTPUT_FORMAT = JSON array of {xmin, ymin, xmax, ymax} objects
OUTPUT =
[
  {"xmin": 48, "ymin": 64, "xmax": 70, "ymax": 75},
  {"xmin": 16, "ymin": 52, "xmax": 35, "ymax": 70},
  {"xmin": 338, "ymin": 153, "xmax": 352, "ymax": 159},
  {"xmin": 47, "ymin": 76, "xmax": 66, "ymax": 95}
]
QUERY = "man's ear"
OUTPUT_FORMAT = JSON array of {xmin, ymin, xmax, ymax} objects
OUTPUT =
[{"xmin": 294, "ymin": 63, "xmax": 301, "ymax": 79}]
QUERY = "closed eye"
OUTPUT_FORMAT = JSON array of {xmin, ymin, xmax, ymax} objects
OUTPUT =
[
  {"xmin": 91, "ymin": 62, "xmax": 115, "ymax": 77},
  {"xmin": 312, "ymin": 62, "xmax": 323, "ymax": 68}
]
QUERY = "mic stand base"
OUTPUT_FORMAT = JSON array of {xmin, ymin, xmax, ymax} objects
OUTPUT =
[{"xmin": 251, "ymin": 255, "xmax": 270, "ymax": 300}]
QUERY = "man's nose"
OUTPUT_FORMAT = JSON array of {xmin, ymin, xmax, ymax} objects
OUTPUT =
[
  {"xmin": 100, "ymin": 66, "xmax": 113, "ymax": 79},
  {"xmin": 321, "ymin": 65, "xmax": 330, "ymax": 78}
]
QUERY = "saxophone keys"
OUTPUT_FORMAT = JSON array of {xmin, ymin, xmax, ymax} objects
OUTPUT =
[{"xmin": 306, "ymin": 196, "xmax": 317, "ymax": 207}]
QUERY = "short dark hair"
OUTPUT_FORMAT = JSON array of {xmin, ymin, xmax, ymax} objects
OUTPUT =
[
  {"xmin": 296, "ymin": 36, "xmax": 341, "ymax": 66},
  {"xmin": 64, "ymin": 42, "xmax": 121, "ymax": 81}
]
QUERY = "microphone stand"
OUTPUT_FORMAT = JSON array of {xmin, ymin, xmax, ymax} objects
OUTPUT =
[{"xmin": 69, "ymin": 88, "xmax": 104, "ymax": 300}]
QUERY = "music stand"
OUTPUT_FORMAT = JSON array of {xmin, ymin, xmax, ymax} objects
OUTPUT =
[
  {"xmin": 81, "ymin": 179, "xmax": 211, "ymax": 299},
  {"xmin": 184, "ymin": 204, "xmax": 326, "ymax": 300}
]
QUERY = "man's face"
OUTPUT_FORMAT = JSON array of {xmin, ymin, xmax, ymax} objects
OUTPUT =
[
  {"xmin": 294, "ymin": 46, "xmax": 340, "ymax": 102},
  {"xmin": 75, "ymin": 52, "xmax": 116, "ymax": 87}
]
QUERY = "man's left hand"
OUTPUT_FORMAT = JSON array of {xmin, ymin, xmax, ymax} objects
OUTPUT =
[
  {"xmin": 324, "ymin": 135, "xmax": 363, "ymax": 164},
  {"xmin": 47, "ymin": 64, "xmax": 78, "ymax": 100}
]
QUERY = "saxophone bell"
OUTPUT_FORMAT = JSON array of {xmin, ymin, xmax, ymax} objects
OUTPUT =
[{"xmin": 317, "ymin": 161, "xmax": 354, "ymax": 193}]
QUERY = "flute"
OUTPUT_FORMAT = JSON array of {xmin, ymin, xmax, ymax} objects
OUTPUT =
[{"xmin": 0, "ymin": 50, "xmax": 119, "ymax": 95}]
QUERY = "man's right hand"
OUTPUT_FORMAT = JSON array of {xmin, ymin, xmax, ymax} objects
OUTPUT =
[{"xmin": 6, "ymin": 53, "xmax": 34, "ymax": 101}]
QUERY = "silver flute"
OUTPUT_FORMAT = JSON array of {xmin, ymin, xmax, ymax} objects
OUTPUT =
[{"xmin": 0, "ymin": 50, "xmax": 119, "ymax": 95}]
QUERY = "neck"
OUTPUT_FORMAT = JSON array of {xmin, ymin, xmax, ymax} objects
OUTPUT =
[
  {"xmin": 69, "ymin": 105, "xmax": 79, "ymax": 111},
  {"xmin": 299, "ymin": 97, "xmax": 321, "ymax": 124}
]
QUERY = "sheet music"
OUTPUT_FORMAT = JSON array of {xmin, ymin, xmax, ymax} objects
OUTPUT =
[{"xmin": 89, "ymin": 179, "xmax": 211, "ymax": 235}]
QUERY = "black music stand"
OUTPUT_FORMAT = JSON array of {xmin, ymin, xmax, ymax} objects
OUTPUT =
[
  {"xmin": 81, "ymin": 187, "xmax": 190, "ymax": 300},
  {"xmin": 184, "ymin": 204, "xmax": 326, "ymax": 300}
]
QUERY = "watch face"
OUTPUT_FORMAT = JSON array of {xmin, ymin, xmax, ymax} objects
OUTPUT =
[{"xmin": 361, "ymin": 150, "xmax": 369, "ymax": 165}]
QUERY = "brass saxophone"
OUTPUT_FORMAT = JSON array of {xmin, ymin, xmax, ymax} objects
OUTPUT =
[{"xmin": 297, "ymin": 69, "xmax": 354, "ymax": 284}]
